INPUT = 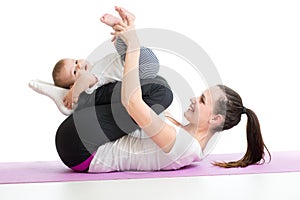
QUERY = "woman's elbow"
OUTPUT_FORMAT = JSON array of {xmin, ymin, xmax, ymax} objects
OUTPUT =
[
  {"xmin": 121, "ymin": 90, "xmax": 141, "ymax": 110},
  {"xmin": 122, "ymin": 97, "xmax": 141, "ymax": 115},
  {"xmin": 121, "ymin": 97, "xmax": 129, "ymax": 109},
  {"xmin": 121, "ymin": 98, "xmax": 134, "ymax": 112}
]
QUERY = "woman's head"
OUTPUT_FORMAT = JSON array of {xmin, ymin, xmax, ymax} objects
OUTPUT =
[
  {"xmin": 185, "ymin": 85, "xmax": 271, "ymax": 168},
  {"xmin": 184, "ymin": 86, "xmax": 226, "ymax": 133}
]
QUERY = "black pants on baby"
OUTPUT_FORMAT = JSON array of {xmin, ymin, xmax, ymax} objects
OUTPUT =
[{"xmin": 55, "ymin": 76, "xmax": 173, "ymax": 171}]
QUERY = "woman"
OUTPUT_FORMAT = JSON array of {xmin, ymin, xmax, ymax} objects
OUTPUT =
[{"xmin": 56, "ymin": 7, "xmax": 270, "ymax": 173}]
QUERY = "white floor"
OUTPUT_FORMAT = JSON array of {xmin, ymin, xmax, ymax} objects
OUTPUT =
[{"xmin": 1, "ymin": 172, "xmax": 299, "ymax": 200}]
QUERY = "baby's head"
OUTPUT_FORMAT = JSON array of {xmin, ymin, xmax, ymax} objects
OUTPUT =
[{"xmin": 52, "ymin": 58, "xmax": 88, "ymax": 88}]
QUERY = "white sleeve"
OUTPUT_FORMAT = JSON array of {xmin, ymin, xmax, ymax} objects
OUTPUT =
[
  {"xmin": 160, "ymin": 126, "xmax": 203, "ymax": 170},
  {"xmin": 85, "ymin": 53, "xmax": 124, "ymax": 94},
  {"xmin": 166, "ymin": 129, "xmax": 202, "ymax": 159}
]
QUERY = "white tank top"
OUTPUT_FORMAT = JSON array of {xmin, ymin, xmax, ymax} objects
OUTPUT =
[{"xmin": 88, "ymin": 115, "xmax": 203, "ymax": 173}]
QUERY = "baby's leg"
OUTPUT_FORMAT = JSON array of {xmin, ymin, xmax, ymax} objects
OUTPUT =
[
  {"xmin": 115, "ymin": 38, "xmax": 160, "ymax": 79},
  {"xmin": 100, "ymin": 14, "xmax": 121, "ymax": 27},
  {"xmin": 114, "ymin": 7, "xmax": 157, "ymax": 78},
  {"xmin": 115, "ymin": 6, "xmax": 135, "ymax": 22}
]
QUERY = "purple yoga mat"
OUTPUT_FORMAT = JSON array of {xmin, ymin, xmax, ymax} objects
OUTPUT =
[{"xmin": 1, "ymin": 151, "xmax": 299, "ymax": 184}]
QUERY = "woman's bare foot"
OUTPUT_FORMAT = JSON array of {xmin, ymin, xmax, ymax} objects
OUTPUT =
[
  {"xmin": 100, "ymin": 14, "xmax": 121, "ymax": 27},
  {"xmin": 114, "ymin": 6, "xmax": 135, "ymax": 23}
]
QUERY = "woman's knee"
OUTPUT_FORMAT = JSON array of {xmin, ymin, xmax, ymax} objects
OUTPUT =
[{"xmin": 140, "ymin": 76, "xmax": 173, "ymax": 114}]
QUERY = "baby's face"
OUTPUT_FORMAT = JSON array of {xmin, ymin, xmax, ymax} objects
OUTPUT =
[{"xmin": 60, "ymin": 59, "xmax": 89, "ymax": 87}]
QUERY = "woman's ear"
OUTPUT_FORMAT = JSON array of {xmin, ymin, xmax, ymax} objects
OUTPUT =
[{"xmin": 209, "ymin": 114, "xmax": 224, "ymax": 125}]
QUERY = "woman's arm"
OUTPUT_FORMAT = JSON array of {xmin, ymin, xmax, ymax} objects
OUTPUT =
[{"xmin": 115, "ymin": 20, "xmax": 176, "ymax": 152}]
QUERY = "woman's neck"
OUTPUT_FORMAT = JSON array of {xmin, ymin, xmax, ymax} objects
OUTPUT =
[
  {"xmin": 182, "ymin": 123, "xmax": 214, "ymax": 151},
  {"xmin": 163, "ymin": 112, "xmax": 215, "ymax": 151}
]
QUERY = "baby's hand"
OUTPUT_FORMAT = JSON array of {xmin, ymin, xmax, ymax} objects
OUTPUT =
[
  {"xmin": 63, "ymin": 89, "xmax": 78, "ymax": 110},
  {"xmin": 63, "ymin": 90, "xmax": 73, "ymax": 110}
]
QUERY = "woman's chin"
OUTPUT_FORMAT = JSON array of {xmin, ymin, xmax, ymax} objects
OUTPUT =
[
  {"xmin": 184, "ymin": 109, "xmax": 195, "ymax": 121},
  {"xmin": 183, "ymin": 110, "xmax": 190, "ymax": 120}
]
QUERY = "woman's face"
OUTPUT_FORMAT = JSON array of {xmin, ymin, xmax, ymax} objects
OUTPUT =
[{"xmin": 184, "ymin": 86, "xmax": 224, "ymax": 129}]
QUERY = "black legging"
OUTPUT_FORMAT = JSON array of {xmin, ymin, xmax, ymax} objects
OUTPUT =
[{"xmin": 55, "ymin": 76, "xmax": 173, "ymax": 171}]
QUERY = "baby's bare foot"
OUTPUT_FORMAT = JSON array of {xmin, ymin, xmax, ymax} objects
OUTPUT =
[
  {"xmin": 115, "ymin": 6, "xmax": 135, "ymax": 23},
  {"xmin": 100, "ymin": 14, "xmax": 121, "ymax": 27}
]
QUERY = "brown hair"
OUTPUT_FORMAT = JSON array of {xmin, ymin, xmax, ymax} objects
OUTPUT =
[
  {"xmin": 52, "ymin": 59, "xmax": 68, "ymax": 88},
  {"xmin": 213, "ymin": 85, "xmax": 271, "ymax": 168}
]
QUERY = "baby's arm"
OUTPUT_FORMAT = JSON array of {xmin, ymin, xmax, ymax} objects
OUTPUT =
[{"xmin": 63, "ymin": 71, "xmax": 97, "ymax": 109}]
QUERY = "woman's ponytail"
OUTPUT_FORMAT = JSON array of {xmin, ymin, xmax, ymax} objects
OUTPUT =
[{"xmin": 213, "ymin": 85, "xmax": 271, "ymax": 168}]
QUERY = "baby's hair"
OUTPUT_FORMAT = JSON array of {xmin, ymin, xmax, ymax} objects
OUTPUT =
[{"xmin": 52, "ymin": 59, "xmax": 68, "ymax": 88}]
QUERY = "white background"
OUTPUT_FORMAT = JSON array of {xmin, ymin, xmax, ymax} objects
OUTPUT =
[{"xmin": 0, "ymin": 0, "xmax": 299, "ymax": 162}]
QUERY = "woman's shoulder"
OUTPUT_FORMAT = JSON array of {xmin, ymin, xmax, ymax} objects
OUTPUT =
[
  {"xmin": 163, "ymin": 111, "xmax": 183, "ymax": 128},
  {"xmin": 163, "ymin": 126, "xmax": 203, "ymax": 162}
]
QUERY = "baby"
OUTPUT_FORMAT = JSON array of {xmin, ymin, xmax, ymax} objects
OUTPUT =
[{"xmin": 52, "ymin": 6, "xmax": 160, "ymax": 109}]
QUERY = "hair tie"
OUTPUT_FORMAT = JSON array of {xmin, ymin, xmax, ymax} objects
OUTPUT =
[{"xmin": 242, "ymin": 107, "xmax": 247, "ymax": 114}]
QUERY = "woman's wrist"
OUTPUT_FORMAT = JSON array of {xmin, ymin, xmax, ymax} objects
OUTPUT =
[{"xmin": 126, "ymin": 34, "xmax": 140, "ymax": 50}]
